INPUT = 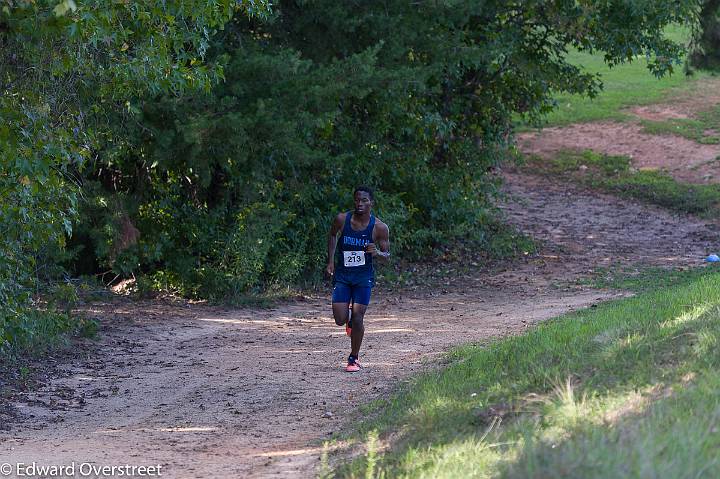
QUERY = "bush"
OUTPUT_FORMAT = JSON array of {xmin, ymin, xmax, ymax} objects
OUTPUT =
[{"xmin": 2, "ymin": 0, "xmax": 698, "ymax": 305}]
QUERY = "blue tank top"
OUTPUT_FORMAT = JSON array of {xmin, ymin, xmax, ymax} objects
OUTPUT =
[{"xmin": 335, "ymin": 211, "xmax": 375, "ymax": 285}]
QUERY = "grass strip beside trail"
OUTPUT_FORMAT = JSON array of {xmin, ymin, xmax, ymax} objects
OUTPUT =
[
  {"xmin": 335, "ymin": 268, "xmax": 720, "ymax": 478},
  {"xmin": 525, "ymin": 149, "xmax": 720, "ymax": 218},
  {"xmin": 582, "ymin": 266, "xmax": 715, "ymax": 293}
]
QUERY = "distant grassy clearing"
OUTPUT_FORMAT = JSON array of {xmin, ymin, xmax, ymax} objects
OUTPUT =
[{"xmin": 538, "ymin": 26, "xmax": 709, "ymax": 127}]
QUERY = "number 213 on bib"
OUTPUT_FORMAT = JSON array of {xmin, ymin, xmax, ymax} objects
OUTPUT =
[{"xmin": 343, "ymin": 250, "xmax": 365, "ymax": 267}]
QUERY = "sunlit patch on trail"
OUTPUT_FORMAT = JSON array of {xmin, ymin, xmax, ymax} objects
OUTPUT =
[
  {"xmin": 370, "ymin": 328, "xmax": 415, "ymax": 333},
  {"xmin": 94, "ymin": 426, "xmax": 218, "ymax": 434},
  {"xmin": 251, "ymin": 442, "xmax": 348, "ymax": 458}
]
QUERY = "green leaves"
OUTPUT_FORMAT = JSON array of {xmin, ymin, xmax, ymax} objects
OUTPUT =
[
  {"xmin": 68, "ymin": 0, "xmax": 698, "ymax": 297},
  {"xmin": 0, "ymin": 1, "xmax": 268, "ymax": 349},
  {"xmin": 0, "ymin": 0, "xmax": 700, "ymax": 306},
  {"xmin": 53, "ymin": 0, "xmax": 77, "ymax": 17}
]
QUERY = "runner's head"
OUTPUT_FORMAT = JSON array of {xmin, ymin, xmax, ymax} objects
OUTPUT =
[{"xmin": 353, "ymin": 186, "xmax": 374, "ymax": 215}]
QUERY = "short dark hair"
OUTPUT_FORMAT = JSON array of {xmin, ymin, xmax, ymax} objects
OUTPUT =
[{"xmin": 354, "ymin": 185, "xmax": 374, "ymax": 200}]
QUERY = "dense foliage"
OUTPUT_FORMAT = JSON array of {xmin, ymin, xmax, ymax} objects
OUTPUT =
[
  {"xmin": 1, "ymin": 0, "xmax": 698, "ymax": 349},
  {"xmin": 86, "ymin": 0, "xmax": 694, "ymax": 299},
  {"xmin": 0, "ymin": 0, "xmax": 267, "ymax": 352},
  {"xmin": 690, "ymin": 0, "xmax": 720, "ymax": 70}
]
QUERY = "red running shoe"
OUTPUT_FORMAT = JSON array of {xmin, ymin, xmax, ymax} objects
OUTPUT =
[{"xmin": 345, "ymin": 356, "xmax": 361, "ymax": 372}]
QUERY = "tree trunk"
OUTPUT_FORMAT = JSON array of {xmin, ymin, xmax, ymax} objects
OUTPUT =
[{"xmin": 690, "ymin": 0, "xmax": 720, "ymax": 70}]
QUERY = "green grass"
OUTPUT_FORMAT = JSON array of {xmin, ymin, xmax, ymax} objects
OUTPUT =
[
  {"xmin": 534, "ymin": 25, "xmax": 710, "ymax": 127},
  {"xmin": 640, "ymin": 105, "xmax": 720, "ymax": 144},
  {"xmin": 335, "ymin": 267, "xmax": 720, "ymax": 478},
  {"xmin": 525, "ymin": 149, "xmax": 720, "ymax": 218},
  {"xmin": 582, "ymin": 265, "xmax": 716, "ymax": 293}
]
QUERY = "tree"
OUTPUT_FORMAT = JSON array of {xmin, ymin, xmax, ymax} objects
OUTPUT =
[
  {"xmin": 689, "ymin": 0, "xmax": 720, "ymax": 70},
  {"xmin": 0, "ymin": 0, "xmax": 268, "ymax": 352},
  {"xmin": 66, "ymin": 0, "xmax": 697, "ymax": 299}
]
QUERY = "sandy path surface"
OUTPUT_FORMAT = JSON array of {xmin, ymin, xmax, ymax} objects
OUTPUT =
[{"xmin": 2, "ymin": 173, "xmax": 718, "ymax": 478}]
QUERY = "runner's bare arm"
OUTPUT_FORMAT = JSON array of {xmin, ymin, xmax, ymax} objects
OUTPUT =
[
  {"xmin": 326, "ymin": 213, "xmax": 346, "ymax": 276},
  {"xmin": 367, "ymin": 221, "xmax": 390, "ymax": 262}
]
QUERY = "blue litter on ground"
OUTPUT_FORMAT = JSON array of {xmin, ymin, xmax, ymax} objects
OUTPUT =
[{"xmin": 706, "ymin": 254, "xmax": 720, "ymax": 262}]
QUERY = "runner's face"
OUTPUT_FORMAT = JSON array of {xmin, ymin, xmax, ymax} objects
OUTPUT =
[{"xmin": 354, "ymin": 191, "xmax": 372, "ymax": 215}]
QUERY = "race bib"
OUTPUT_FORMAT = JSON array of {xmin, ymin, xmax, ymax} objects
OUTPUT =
[{"xmin": 343, "ymin": 250, "xmax": 366, "ymax": 267}]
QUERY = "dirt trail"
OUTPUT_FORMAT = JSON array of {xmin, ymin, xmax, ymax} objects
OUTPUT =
[
  {"xmin": 630, "ymin": 78, "xmax": 720, "ymax": 122},
  {"xmin": 500, "ymin": 172, "xmax": 719, "ymax": 271},
  {"xmin": 2, "ymin": 171, "xmax": 718, "ymax": 478},
  {"xmin": 518, "ymin": 122, "xmax": 720, "ymax": 184},
  {"xmin": 519, "ymin": 78, "xmax": 720, "ymax": 184}
]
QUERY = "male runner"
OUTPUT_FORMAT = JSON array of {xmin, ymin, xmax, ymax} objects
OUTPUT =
[{"xmin": 326, "ymin": 186, "xmax": 390, "ymax": 372}]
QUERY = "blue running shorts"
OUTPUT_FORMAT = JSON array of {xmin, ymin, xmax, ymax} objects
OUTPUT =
[{"xmin": 332, "ymin": 280, "xmax": 372, "ymax": 306}]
